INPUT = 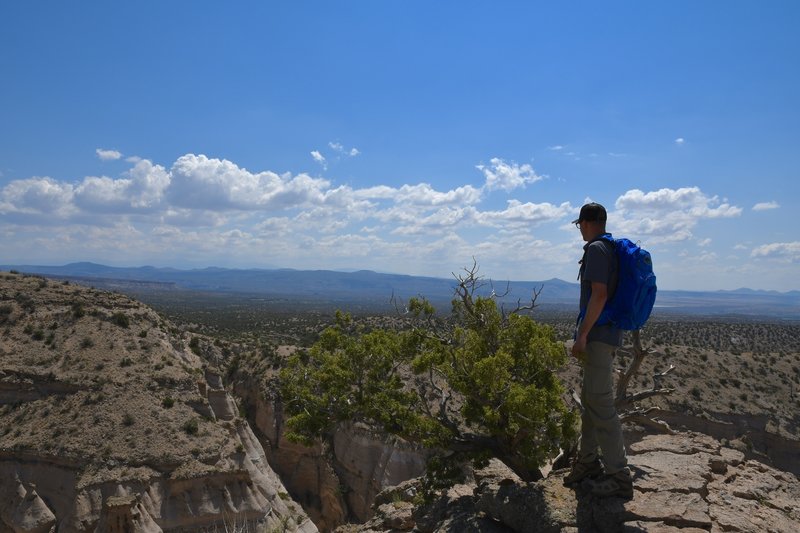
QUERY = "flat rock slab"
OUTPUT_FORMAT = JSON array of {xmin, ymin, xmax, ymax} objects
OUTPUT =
[
  {"xmin": 624, "ymin": 521, "xmax": 708, "ymax": 533},
  {"xmin": 341, "ymin": 431, "xmax": 800, "ymax": 533},
  {"xmin": 629, "ymin": 432, "xmax": 720, "ymax": 456},
  {"xmin": 624, "ymin": 490, "xmax": 711, "ymax": 530},
  {"xmin": 628, "ymin": 450, "xmax": 711, "ymax": 495}
]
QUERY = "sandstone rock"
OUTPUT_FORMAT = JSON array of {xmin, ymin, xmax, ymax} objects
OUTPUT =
[
  {"xmin": 624, "ymin": 491, "xmax": 711, "ymax": 530},
  {"xmin": 335, "ymin": 431, "xmax": 800, "ymax": 533},
  {"xmin": 1, "ymin": 483, "xmax": 57, "ymax": 533},
  {"xmin": 0, "ymin": 274, "xmax": 315, "ymax": 532},
  {"xmin": 628, "ymin": 450, "xmax": 712, "ymax": 496},
  {"xmin": 95, "ymin": 495, "xmax": 161, "ymax": 533},
  {"xmin": 332, "ymin": 422, "xmax": 428, "ymax": 522},
  {"xmin": 233, "ymin": 373, "xmax": 428, "ymax": 530}
]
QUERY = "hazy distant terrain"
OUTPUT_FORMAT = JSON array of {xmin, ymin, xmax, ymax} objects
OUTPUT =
[{"xmin": 3, "ymin": 262, "xmax": 799, "ymax": 320}]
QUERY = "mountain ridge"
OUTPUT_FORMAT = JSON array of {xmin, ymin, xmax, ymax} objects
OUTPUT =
[{"xmin": 3, "ymin": 262, "xmax": 799, "ymax": 318}]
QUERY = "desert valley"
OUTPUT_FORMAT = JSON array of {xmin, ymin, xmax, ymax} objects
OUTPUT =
[{"xmin": 1, "ymin": 270, "xmax": 798, "ymax": 532}]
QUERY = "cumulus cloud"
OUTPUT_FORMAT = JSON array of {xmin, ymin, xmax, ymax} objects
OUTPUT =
[
  {"xmin": 328, "ymin": 142, "xmax": 360, "ymax": 157},
  {"xmin": 0, "ymin": 152, "xmax": 581, "ymax": 277},
  {"xmin": 310, "ymin": 150, "xmax": 327, "ymax": 169},
  {"xmin": 613, "ymin": 187, "xmax": 741, "ymax": 243},
  {"xmin": 674, "ymin": 138, "xmax": 685, "ymax": 145},
  {"xmin": 355, "ymin": 183, "xmax": 483, "ymax": 207},
  {"xmin": 477, "ymin": 157, "xmax": 543, "ymax": 192},
  {"xmin": 168, "ymin": 154, "xmax": 331, "ymax": 211},
  {"xmin": 96, "ymin": 148, "xmax": 122, "ymax": 161},
  {"xmin": 0, "ymin": 177, "xmax": 75, "ymax": 217},
  {"xmin": 478, "ymin": 200, "xmax": 573, "ymax": 228},
  {"xmin": 751, "ymin": 242, "xmax": 800, "ymax": 261},
  {"xmin": 73, "ymin": 160, "xmax": 170, "ymax": 213},
  {"xmin": 752, "ymin": 201, "xmax": 779, "ymax": 211}
]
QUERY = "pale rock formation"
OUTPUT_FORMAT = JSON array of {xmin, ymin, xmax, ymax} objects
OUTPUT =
[
  {"xmin": 0, "ymin": 273, "xmax": 317, "ymax": 532},
  {"xmin": 337, "ymin": 431, "xmax": 800, "ymax": 532},
  {"xmin": 0, "ymin": 481, "xmax": 57, "ymax": 533},
  {"xmin": 233, "ymin": 377, "xmax": 428, "ymax": 531},
  {"xmin": 95, "ymin": 495, "xmax": 160, "ymax": 533}
]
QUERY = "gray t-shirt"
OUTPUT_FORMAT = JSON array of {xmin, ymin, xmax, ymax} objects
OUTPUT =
[{"xmin": 579, "ymin": 237, "xmax": 623, "ymax": 347}]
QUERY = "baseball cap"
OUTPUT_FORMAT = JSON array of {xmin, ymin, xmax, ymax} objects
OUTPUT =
[{"xmin": 572, "ymin": 202, "xmax": 607, "ymax": 224}]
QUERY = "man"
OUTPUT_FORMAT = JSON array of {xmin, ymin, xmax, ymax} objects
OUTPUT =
[{"xmin": 564, "ymin": 202, "xmax": 633, "ymax": 499}]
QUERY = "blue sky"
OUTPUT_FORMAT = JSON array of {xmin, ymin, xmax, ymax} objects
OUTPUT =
[{"xmin": 1, "ymin": 2, "xmax": 798, "ymax": 291}]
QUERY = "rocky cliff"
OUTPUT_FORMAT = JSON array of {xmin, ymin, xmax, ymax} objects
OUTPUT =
[
  {"xmin": 230, "ymin": 355, "xmax": 428, "ymax": 532},
  {"xmin": 337, "ymin": 431, "xmax": 800, "ymax": 532},
  {"xmin": 0, "ymin": 272, "xmax": 316, "ymax": 532}
]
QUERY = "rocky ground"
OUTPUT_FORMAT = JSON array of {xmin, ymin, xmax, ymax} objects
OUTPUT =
[
  {"xmin": 0, "ymin": 272, "xmax": 315, "ymax": 532},
  {"xmin": 4, "ymin": 271, "xmax": 799, "ymax": 533},
  {"xmin": 337, "ymin": 431, "xmax": 800, "ymax": 532}
]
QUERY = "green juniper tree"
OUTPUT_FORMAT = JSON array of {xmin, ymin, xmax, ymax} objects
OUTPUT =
[{"xmin": 280, "ymin": 264, "xmax": 578, "ymax": 489}]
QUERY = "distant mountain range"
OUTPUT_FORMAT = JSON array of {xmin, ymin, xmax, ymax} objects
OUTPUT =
[{"xmin": 3, "ymin": 262, "xmax": 799, "ymax": 319}]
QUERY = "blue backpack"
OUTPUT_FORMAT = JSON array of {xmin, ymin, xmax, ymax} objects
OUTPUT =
[{"xmin": 580, "ymin": 234, "xmax": 657, "ymax": 331}]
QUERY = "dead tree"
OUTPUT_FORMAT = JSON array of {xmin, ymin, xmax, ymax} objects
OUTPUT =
[
  {"xmin": 614, "ymin": 330, "xmax": 675, "ymax": 433},
  {"xmin": 568, "ymin": 330, "xmax": 675, "ymax": 436}
]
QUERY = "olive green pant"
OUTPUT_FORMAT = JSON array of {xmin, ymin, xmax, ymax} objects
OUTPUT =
[{"xmin": 577, "ymin": 341, "xmax": 627, "ymax": 474}]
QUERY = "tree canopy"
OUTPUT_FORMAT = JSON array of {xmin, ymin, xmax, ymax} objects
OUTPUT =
[{"xmin": 280, "ymin": 266, "xmax": 578, "ymax": 485}]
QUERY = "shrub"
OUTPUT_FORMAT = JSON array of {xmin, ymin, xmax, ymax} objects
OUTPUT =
[
  {"xmin": 182, "ymin": 418, "xmax": 199, "ymax": 435},
  {"xmin": 189, "ymin": 336, "xmax": 201, "ymax": 355},
  {"xmin": 281, "ymin": 266, "xmax": 577, "ymax": 488},
  {"xmin": 80, "ymin": 338, "xmax": 94, "ymax": 349},
  {"xmin": 120, "ymin": 357, "xmax": 134, "ymax": 367},
  {"xmin": 111, "ymin": 312, "xmax": 129, "ymax": 328},
  {"xmin": 162, "ymin": 397, "xmax": 175, "ymax": 408},
  {"xmin": 121, "ymin": 413, "xmax": 135, "ymax": 426}
]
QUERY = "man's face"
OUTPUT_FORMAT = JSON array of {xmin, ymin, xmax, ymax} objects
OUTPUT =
[{"xmin": 577, "ymin": 219, "xmax": 600, "ymax": 241}]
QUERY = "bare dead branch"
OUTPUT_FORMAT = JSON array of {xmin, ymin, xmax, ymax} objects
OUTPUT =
[
  {"xmin": 620, "ymin": 412, "xmax": 674, "ymax": 434},
  {"xmin": 612, "ymin": 329, "xmax": 676, "ymax": 431}
]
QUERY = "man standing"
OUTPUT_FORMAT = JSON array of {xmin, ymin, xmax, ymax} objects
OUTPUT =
[{"xmin": 564, "ymin": 202, "xmax": 633, "ymax": 499}]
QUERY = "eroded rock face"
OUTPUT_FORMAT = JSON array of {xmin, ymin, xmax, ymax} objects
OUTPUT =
[
  {"xmin": 0, "ymin": 273, "xmax": 316, "ymax": 532},
  {"xmin": 233, "ymin": 375, "xmax": 428, "ymax": 531},
  {"xmin": 337, "ymin": 431, "xmax": 800, "ymax": 533}
]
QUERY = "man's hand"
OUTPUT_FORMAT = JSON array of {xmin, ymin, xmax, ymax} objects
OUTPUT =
[{"xmin": 571, "ymin": 334, "xmax": 588, "ymax": 359}]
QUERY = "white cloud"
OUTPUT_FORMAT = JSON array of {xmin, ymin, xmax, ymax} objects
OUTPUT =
[
  {"xmin": 96, "ymin": 148, "xmax": 122, "ymax": 161},
  {"xmin": 328, "ymin": 141, "xmax": 360, "ymax": 157},
  {"xmin": 73, "ymin": 160, "xmax": 170, "ymax": 213},
  {"xmin": 674, "ymin": 138, "xmax": 685, "ymax": 145},
  {"xmin": 752, "ymin": 201, "xmax": 779, "ymax": 211},
  {"xmin": 548, "ymin": 145, "xmax": 564, "ymax": 151},
  {"xmin": 12, "ymin": 152, "xmax": 772, "ymax": 287},
  {"xmin": 357, "ymin": 183, "xmax": 482, "ymax": 207},
  {"xmin": 751, "ymin": 242, "xmax": 800, "ymax": 261},
  {"xmin": 613, "ymin": 187, "xmax": 741, "ymax": 243},
  {"xmin": 477, "ymin": 157, "xmax": 544, "ymax": 192},
  {"xmin": 310, "ymin": 150, "xmax": 327, "ymax": 169},
  {"xmin": 0, "ymin": 177, "xmax": 75, "ymax": 217},
  {"xmin": 168, "ymin": 154, "xmax": 331, "ymax": 211},
  {"xmin": 478, "ymin": 200, "xmax": 573, "ymax": 228}
]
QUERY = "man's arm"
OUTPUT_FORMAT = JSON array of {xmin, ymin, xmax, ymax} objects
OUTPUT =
[{"xmin": 571, "ymin": 281, "xmax": 608, "ymax": 357}]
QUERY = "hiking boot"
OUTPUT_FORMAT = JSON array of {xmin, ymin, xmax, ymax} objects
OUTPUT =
[
  {"xmin": 586, "ymin": 468, "xmax": 633, "ymax": 499},
  {"xmin": 563, "ymin": 458, "xmax": 604, "ymax": 487}
]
